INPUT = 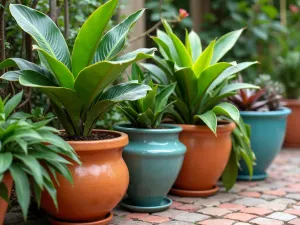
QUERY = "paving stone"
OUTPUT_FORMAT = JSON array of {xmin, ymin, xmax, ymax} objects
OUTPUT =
[
  {"xmin": 112, "ymin": 207, "xmax": 130, "ymax": 216},
  {"xmin": 218, "ymin": 203, "xmax": 246, "ymax": 211},
  {"xmin": 264, "ymin": 190, "xmax": 287, "ymax": 196},
  {"xmin": 177, "ymin": 197, "xmax": 199, "ymax": 204},
  {"xmin": 256, "ymin": 202, "xmax": 287, "ymax": 211},
  {"xmin": 161, "ymin": 221, "xmax": 194, "ymax": 225},
  {"xmin": 289, "ymin": 218, "xmax": 300, "ymax": 225},
  {"xmin": 239, "ymin": 192, "xmax": 261, "ymax": 198},
  {"xmin": 250, "ymin": 217, "xmax": 284, "ymax": 225},
  {"xmin": 207, "ymin": 193, "xmax": 238, "ymax": 203},
  {"xmin": 267, "ymin": 212, "xmax": 297, "ymax": 221},
  {"xmin": 259, "ymin": 194, "xmax": 278, "ymax": 200},
  {"xmin": 285, "ymin": 208, "xmax": 300, "ymax": 216},
  {"xmin": 286, "ymin": 194, "xmax": 300, "ymax": 200},
  {"xmin": 197, "ymin": 207, "xmax": 232, "ymax": 216},
  {"xmin": 140, "ymin": 215, "xmax": 170, "ymax": 223},
  {"xmin": 125, "ymin": 213, "xmax": 149, "ymax": 220},
  {"xmin": 232, "ymin": 197, "xmax": 267, "ymax": 206},
  {"xmin": 224, "ymin": 213, "xmax": 257, "ymax": 222},
  {"xmin": 194, "ymin": 199, "xmax": 220, "ymax": 207},
  {"xmin": 271, "ymin": 198, "xmax": 297, "ymax": 204},
  {"xmin": 170, "ymin": 201, "xmax": 184, "ymax": 209},
  {"xmin": 240, "ymin": 207, "xmax": 273, "ymax": 216},
  {"xmin": 234, "ymin": 223, "xmax": 251, "ymax": 225},
  {"xmin": 173, "ymin": 212, "xmax": 210, "ymax": 222},
  {"xmin": 198, "ymin": 219, "xmax": 235, "ymax": 225},
  {"xmin": 176, "ymin": 204, "xmax": 201, "ymax": 212},
  {"xmin": 153, "ymin": 209, "xmax": 186, "ymax": 218}
]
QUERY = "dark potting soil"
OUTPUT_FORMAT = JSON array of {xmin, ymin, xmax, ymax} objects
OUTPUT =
[{"xmin": 60, "ymin": 132, "xmax": 118, "ymax": 141}]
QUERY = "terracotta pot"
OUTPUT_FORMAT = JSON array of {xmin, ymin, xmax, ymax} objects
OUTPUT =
[
  {"xmin": 41, "ymin": 130, "xmax": 129, "ymax": 225},
  {"xmin": 171, "ymin": 123, "xmax": 235, "ymax": 197},
  {"xmin": 0, "ymin": 173, "xmax": 13, "ymax": 225},
  {"xmin": 283, "ymin": 99, "xmax": 300, "ymax": 148}
]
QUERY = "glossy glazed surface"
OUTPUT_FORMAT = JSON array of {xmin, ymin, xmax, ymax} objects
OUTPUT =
[
  {"xmin": 114, "ymin": 124, "xmax": 186, "ymax": 208},
  {"xmin": 41, "ymin": 130, "xmax": 129, "ymax": 223},
  {"xmin": 0, "ymin": 173, "xmax": 12, "ymax": 225},
  {"xmin": 173, "ymin": 123, "xmax": 235, "ymax": 193},
  {"xmin": 239, "ymin": 107, "xmax": 291, "ymax": 179},
  {"xmin": 283, "ymin": 100, "xmax": 300, "ymax": 147}
]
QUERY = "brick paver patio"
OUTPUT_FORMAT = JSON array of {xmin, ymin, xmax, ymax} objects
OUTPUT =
[{"xmin": 4, "ymin": 149, "xmax": 300, "ymax": 225}]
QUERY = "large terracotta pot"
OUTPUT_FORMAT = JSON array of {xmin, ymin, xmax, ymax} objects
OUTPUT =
[
  {"xmin": 171, "ymin": 123, "xmax": 235, "ymax": 197},
  {"xmin": 41, "ymin": 130, "xmax": 129, "ymax": 225},
  {"xmin": 283, "ymin": 99, "xmax": 300, "ymax": 148},
  {"xmin": 0, "ymin": 173, "xmax": 13, "ymax": 225}
]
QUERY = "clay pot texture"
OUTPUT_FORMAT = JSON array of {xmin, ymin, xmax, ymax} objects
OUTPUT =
[
  {"xmin": 174, "ymin": 123, "xmax": 235, "ymax": 191},
  {"xmin": 283, "ymin": 99, "xmax": 300, "ymax": 148},
  {"xmin": 114, "ymin": 124, "xmax": 186, "ymax": 207},
  {"xmin": 238, "ymin": 107, "xmax": 291, "ymax": 180},
  {"xmin": 40, "ymin": 130, "xmax": 129, "ymax": 223},
  {"xmin": 0, "ymin": 173, "xmax": 13, "ymax": 225}
]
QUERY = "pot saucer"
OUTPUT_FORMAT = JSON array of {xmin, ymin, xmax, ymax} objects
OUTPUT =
[
  {"xmin": 48, "ymin": 212, "xmax": 113, "ymax": 225},
  {"xmin": 238, "ymin": 173, "xmax": 267, "ymax": 181},
  {"xmin": 170, "ymin": 186, "xmax": 219, "ymax": 197},
  {"xmin": 120, "ymin": 197, "xmax": 172, "ymax": 213}
]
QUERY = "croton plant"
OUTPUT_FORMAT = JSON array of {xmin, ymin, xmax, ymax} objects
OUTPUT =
[
  {"xmin": 0, "ymin": 0, "xmax": 155, "ymax": 137},
  {"xmin": 142, "ymin": 20, "xmax": 259, "ymax": 189}
]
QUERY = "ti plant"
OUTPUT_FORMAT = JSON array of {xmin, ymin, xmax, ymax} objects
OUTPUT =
[
  {"xmin": 277, "ymin": 52, "xmax": 300, "ymax": 99},
  {"xmin": 119, "ymin": 64, "xmax": 176, "ymax": 129},
  {"xmin": 229, "ymin": 75, "xmax": 283, "ymax": 111},
  {"xmin": 0, "ymin": 0, "xmax": 156, "ymax": 137},
  {"xmin": 142, "ymin": 20, "xmax": 259, "ymax": 190},
  {"xmin": 0, "ymin": 92, "xmax": 80, "ymax": 219}
]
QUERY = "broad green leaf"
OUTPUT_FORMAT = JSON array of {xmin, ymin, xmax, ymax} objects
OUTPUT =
[
  {"xmin": 1, "ymin": 71, "xmax": 21, "ymax": 81},
  {"xmin": 3, "ymin": 129, "xmax": 42, "ymax": 145},
  {"xmin": 9, "ymin": 4, "xmax": 71, "ymax": 68},
  {"xmin": 211, "ymin": 28, "xmax": 244, "ymax": 64},
  {"xmin": 142, "ymin": 85, "xmax": 157, "ymax": 112},
  {"xmin": 188, "ymin": 30, "xmax": 202, "ymax": 62},
  {"xmin": 101, "ymin": 82, "xmax": 151, "ymax": 102},
  {"xmin": 38, "ymin": 131, "xmax": 73, "ymax": 153},
  {"xmin": 193, "ymin": 41, "xmax": 215, "ymax": 76},
  {"xmin": 4, "ymin": 91, "xmax": 23, "ymax": 118},
  {"xmin": 172, "ymin": 96, "xmax": 191, "ymax": 124},
  {"xmin": 14, "ymin": 155, "xmax": 44, "ymax": 189},
  {"xmin": 137, "ymin": 109, "xmax": 154, "ymax": 128},
  {"xmin": 194, "ymin": 110, "xmax": 217, "ymax": 134},
  {"xmin": 213, "ymin": 102, "xmax": 240, "ymax": 123},
  {"xmin": 93, "ymin": 9, "xmax": 145, "ymax": 62},
  {"xmin": 47, "ymin": 161, "xmax": 73, "ymax": 184},
  {"xmin": 9, "ymin": 112, "xmax": 32, "ymax": 120},
  {"xmin": 0, "ymin": 152, "xmax": 12, "ymax": 174},
  {"xmin": 222, "ymin": 151, "xmax": 238, "ymax": 191},
  {"xmin": 140, "ymin": 63, "xmax": 168, "ymax": 84},
  {"xmin": 174, "ymin": 68, "xmax": 197, "ymax": 110},
  {"xmin": 15, "ymin": 139, "xmax": 28, "ymax": 154},
  {"xmin": 203, "ymin": 92, "xmax": 236, "ymax": 112},
  {"xmin": 155, "ymin": 83, "xmax": 176, "ymax": 112},
  {"xmin": 9, "ymin": 164, "xmax": 30, "ymax": 219},
  {"xmin": 151, "ymin": 37, "xmax": 172, "ymax": 60},
  {"xmin": 29, "ymin": 151, "xmax": 71, "ymax": 164},
  {"xmin": 220, "ymin": 83, "xmax": 259, "ymax": 95},
  {"xmin": 34, "ymin": 47, "xmax": 74, "ymax": 89},
  {"xmin": 118, "ymin": 106, "xmax": 139, "ymax": 126},
  {"xmin": 32, "ymin": 180, "xmax": 42, "ymax": 208},
  {"xmin": 157, "ymin": 29, "xmax": 180, "ymax": 64},
  {"xmin": 0, "ymin": 183, "xmax": 9, "ymax": 202},
  {"xmin": 72, "ymin": 0, "xmax": 118, "ymax": 76},
  {"xmin": 75, "ymin": 48, "xmax": 155, "ymax": 112}
]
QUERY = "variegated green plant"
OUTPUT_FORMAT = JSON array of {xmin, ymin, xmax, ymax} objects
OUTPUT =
[
  {"xmin": 142, "ymin": 20, "xmax": 258, "ymax": 190},
  {"xmin": 0, "ymin": 0, "xmax": 155, "ymax": 136}
]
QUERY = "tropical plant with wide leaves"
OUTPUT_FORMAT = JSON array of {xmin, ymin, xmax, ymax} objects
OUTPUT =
[
  {"xmin": 0, "ymin": 0, "xmax": 156, "ymax": 136},
  {"xmin": 0, "ymin": 92, "xmax": 80, "ymax": 219},
  {"xmin": 119, "ymin": 64, "xmax": 176, "ymax": 129},
  {"xmin": 142, "ymin": 20, "xmax": 259, "ymax": 190}
]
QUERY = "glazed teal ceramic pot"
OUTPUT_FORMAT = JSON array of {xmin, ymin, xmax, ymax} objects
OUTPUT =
[
  {"xmin": 114, "ymin": 124, "xmax": 186, "ymax": 212},
  {"xmin": 238, "ymin": 107, "xmax": 291, "ymax": 180}
]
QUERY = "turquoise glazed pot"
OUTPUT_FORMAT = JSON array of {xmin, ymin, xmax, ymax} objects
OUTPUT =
[
  {"xmin": 238, "ymin": 107, "xmax": 291, "ymax": 180},
  {"xmin": 114, "ymin": 124, "xmax": 186, "ymax": 212}
]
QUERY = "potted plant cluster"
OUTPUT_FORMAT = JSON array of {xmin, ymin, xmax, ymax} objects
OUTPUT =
[
  {"xmin": 1, "ymin": 0, "xmax": 156, "ymax": 224},
  {"xmin": 0, "ymin": 92, "xmax": 79, "ymax": 224},
  {"xmin": 142, "ymin": 20, "xmax": 258, "ymax": 197},
  {"xmin": 114, "ymin": 64, "xmax": 186, "ymax": 213},
  {"xmin": 277, "ymin": 52, "xmax": 300, "ymax": 148},
  {"xmin": 229, "ymin": 74, "xmax": 291, "ymax": 180}
]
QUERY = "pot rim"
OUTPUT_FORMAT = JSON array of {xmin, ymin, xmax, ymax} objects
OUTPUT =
[
  {"xmin": 282, "ymin": 99, "xmax": 300, "ymax": 106},
  {"xmin": 239, "ymin": 107, "xmax": 291, "ymax": 117},
  {"xmin": 177, "ymin": 122, "xmax": 235, "ymax": 133},
  {"xmin": 63, "ymin": 129, "xmax": 128, "ymax": 151},
  {"xmin": 113, "ymin": 123, "xmax": 182, "ymax": 134}
]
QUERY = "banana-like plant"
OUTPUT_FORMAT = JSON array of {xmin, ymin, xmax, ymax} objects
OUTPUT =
[
  {"xmin": 142, "ymin": 20, "xmax": 259, "ymax": 190},
  {"xmin": 0, "ymin": 0, "xmax": 156, "ymax": 136},
  {"xmin": 119, "ymin": 64, "xmax": 176, "ymax": 129}
]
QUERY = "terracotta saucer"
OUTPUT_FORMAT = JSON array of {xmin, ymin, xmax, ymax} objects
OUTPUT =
[
  {"xmin": 170, "ymin": 186, "xmax": 219, "ymax": 197},
  {"xmin": 48, "ymin": 212, "xmax": 113, "ymax": 225}
]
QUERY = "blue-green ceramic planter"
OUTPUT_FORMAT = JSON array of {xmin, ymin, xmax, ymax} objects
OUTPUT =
[
  {"xmin": 238, "ymin": 107, "xmax": 291, "ymax": 180},
  {"xmin": 114, "ymin": 124, "xmax": 186, "ymax": 209}
]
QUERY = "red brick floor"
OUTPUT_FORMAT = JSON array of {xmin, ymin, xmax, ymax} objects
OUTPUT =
[{"xmin": 4, "ymin": 149, "xmax": 300, "ymax": 225}]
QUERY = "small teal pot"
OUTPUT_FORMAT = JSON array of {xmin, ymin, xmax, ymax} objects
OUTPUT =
[
  {"xmin": 238, "ymin": 107, "xmax": 291, "ymax": 180},
  {"xmin": 113, "ymin": 124, "xmax": 186, "ymax": 212}
]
